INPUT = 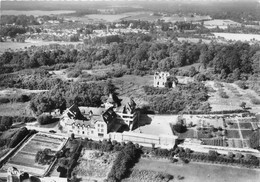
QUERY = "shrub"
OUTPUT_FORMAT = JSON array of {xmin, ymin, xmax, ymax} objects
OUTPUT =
[
  {"xmin": 8, "ymin": 127, "xmax": 29, "ymax": 148},
  {"xmin": 38, "ymin": 114, "xmax": 54, "ymax": 125},
  {"xmin": 250, "ymin": 98, "xmax": 260, "ymax": 105},
  {"xmin": 236, "ymin": 81, "xmax": 248, "ymax": 89},
  {"xmin": 67, "ymin": 69, "xmax": 82, "ymax": 78},
  {"xmin": 16, "ymin": 94, "xmax": 30, "ymax": 102},
  {"xmin": 219, "ymin": 91, "xmax": 229, "ymax": 98}
]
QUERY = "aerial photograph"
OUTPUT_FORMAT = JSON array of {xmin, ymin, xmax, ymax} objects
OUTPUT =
[{"xmin": 0, "ymin": 0, "xmax": 260, "ymax": 181}]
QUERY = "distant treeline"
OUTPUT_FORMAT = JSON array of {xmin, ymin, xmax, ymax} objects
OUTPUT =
[{"xmin": 1, "ymin": 35, "xmax": 259, "ymax": 82}]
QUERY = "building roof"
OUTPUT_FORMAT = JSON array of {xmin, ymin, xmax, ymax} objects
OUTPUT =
[{"xmin": 79, "ymin": 107, "xmax": 106, "ymax": 116}]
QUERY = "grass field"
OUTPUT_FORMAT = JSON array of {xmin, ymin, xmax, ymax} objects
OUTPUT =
[
  {"xmin": 205, "ymin": 81, "xmax": 260, "ymax": 113},
  {"xmin": 213, "ymin": 33, "xmax": 260, "ymax": 42},
  {"xmin": 126, "ymin": 158, "xmax": 260, "ymax": 182}
]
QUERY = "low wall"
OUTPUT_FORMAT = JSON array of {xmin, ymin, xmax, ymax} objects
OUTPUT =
[{"xmin": 109, "ymin": 132, "xmax": 177, "ymax": 149}]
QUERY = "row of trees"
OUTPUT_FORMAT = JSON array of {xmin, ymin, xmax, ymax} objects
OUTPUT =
[
  {"xmin": 178, "ymin": 149, "xmax": 260, "ymax": 168},
  {"xmin": 0, "ymin": 116, "xmax": 36, "ymax": 131},
  {"xmin": 1, "ymin": 38, "xmax": 259, "ymax": 83}
]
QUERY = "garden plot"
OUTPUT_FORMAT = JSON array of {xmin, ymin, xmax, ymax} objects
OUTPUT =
[
  {"xmin": 73, "ymin": 150, "xmax": 117, "ymax": 182},
  {"xmin": 2, "ymin": 133, "xmax": 67, "ymax": 177}
]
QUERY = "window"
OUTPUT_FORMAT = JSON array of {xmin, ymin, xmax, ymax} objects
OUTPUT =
[
  {"xmin": 98, "ymin": 133, "xmax": 104, "ymax": 137},
  {"xmin": 91, "ymin": 131, "xmax": 94, "ymax": 134},
  {"xmin": 101, "ymin": 124, "xmax": 103, "ymax": 127},
  {"xmin": 101, "ymin": 129, "xmax": 104, "ymax": 132},
  {"xmin": 98, "ymin": 124, "xmax": 100, "ymax": 127},
  {"xmin": 82, "ymin": 131, "xmax": 84, "ymax": 134}
]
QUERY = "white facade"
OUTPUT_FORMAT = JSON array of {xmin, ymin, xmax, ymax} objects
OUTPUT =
[{"xmin": 154, "ymin": 72, "xmax": 170, "ymax": 87}]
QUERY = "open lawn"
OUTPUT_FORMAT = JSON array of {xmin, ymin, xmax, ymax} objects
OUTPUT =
[{"xmin": 126, "ymin": 158, "xmax": 260, "ymax": 182}]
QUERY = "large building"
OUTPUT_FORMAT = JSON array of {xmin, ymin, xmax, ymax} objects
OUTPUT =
[
  {"xmin": 60, "ymin": 95, "xmax": 140, "ymax": 139},
  {"xmin": 154, "ymin": 72, "xmax": 170, "ymax": 88}
]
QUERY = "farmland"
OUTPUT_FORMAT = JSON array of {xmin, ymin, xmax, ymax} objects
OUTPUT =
[
  {"xmin": 68, "ymin": 11, "xmax": 155, "ymax": 23},
  {"xmin": 2, "ymin": 133, "xmax": 67, "ymax": 177},
  {"xmin": 213, "ymin": 33, "xmax": 260, "ymax": 42},
  {"xmin": 1, "ymin": 10, "xmax": 75, "ymax": 16},
  {"xmin": 0, "ymin": 41, "xmax": 80, "ymax": 55},
  {"xmin": 205, "ymin": 81, "xmax": 260, "ymax": 113},
  {"xmin": 71, "ymin": 150, "xmax": 117, "ymax": 182},
  {"xmin": 123, "ymin": 158, "xmax": 260, "ymax": 182}
]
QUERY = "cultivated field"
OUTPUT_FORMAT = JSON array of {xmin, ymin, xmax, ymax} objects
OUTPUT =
[
  {"xmin": 72, "ymin": 150, "xmax": 117, "ymax": 182},
  {"xmin": 2, "ymin": 133, "xmax": 67, "ymax": 177},
  {"xmin": 124, "ymin": 158, "xmax": 260, "ymax": 182},
  {"xmin": 205, "ymin": 81, "xmax": 260, "ymax": 113},
  {"xmin": 213, "ymin": 33, "xmax": 260, "ymax": 42}
]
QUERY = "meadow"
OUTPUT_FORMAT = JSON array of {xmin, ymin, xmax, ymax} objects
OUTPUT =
[
  {"xmin": 124, "ymin": 158, "xmax": 260, "ymax": 182},
  {"xmin": 1, "ymin": 10, "xmax": 75, "ymax": 16}
]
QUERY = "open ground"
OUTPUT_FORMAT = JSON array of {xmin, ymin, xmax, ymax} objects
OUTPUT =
[{"xmin": 124, "ymin": 158, "xmax": 260, "ymax": 182}]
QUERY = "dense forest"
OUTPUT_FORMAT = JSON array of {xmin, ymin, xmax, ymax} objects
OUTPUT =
[
  {"xmin": 29, "ymin": 80, "xmax": 116, "ymax": 115},
  {"xmin": 1, "ymin": 34, "xmax": 259, "ymax": 82}
]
